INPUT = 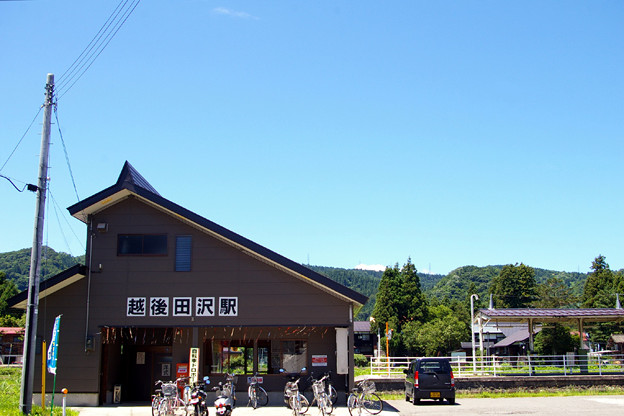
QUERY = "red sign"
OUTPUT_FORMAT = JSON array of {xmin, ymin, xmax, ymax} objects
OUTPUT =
[{"xmin": 312, "ymin": 355, "xmax": 328, "ymax": 366}]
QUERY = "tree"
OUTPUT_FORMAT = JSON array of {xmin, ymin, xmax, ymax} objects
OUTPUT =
[
  {"xmin": 371, "ymin": 258, "xmax": 428, "ymax": 334},
  {"xmin": 534, "ymin": 324, "xmax": 576, "ymax": 355},
  {"xmin": 534, "ymin": 276, "xmax": 578, "ymax": 308},
  {"xmin": 0, "ymin": 271, "xmax": 18, "ymax": 316},
  {"xmin": 402, "ymin": 315, "xmax": 467, "ymax": 356},
  {"xmin": 582, "ymin": 255, "xmax": 615, "ymax": 308},
  {"xmin": 490, "ymin": 263, "xmax": 537, "ymax": 308}
]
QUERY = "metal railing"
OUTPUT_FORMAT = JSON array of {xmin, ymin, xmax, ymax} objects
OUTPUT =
[{"xmin": 369, "ymin": 353, "xmax": 624, "ymax": 377}]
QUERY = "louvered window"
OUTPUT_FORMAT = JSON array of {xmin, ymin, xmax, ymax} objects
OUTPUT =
[{"xmin": 175, "ymin": 235, "xmax": 192, "ymax": 272}]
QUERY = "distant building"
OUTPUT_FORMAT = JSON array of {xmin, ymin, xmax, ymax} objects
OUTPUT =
[
  {"xmin": 0, "ymin": 327, "xmax": 24, "ymax": 364},
  {"xmin": 353, "ymin": 321, "xmax": 377, "ymax": 356},
  {"xmin": 606, "ymin": 334, "xmax": 624, "ymax": 353}
]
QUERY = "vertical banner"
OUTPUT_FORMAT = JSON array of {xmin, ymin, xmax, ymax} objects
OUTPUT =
[
  {"xmin": 47, "ymin": 315, "xmax": 61, "ymax": 374},
  {"xmin": 335, "ymin": 327, "xmax": 348, "ymax": 375},
  {"xmin": 189, "ymin": 348, "xmax": 199, "ymax": 384}
]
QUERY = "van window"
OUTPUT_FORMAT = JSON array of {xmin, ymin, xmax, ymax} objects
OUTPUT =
[{"xmin": 419, "ymin": 360, "xmax": 450, "ymax": 373}]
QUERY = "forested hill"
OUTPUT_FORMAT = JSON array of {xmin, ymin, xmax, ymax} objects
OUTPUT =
[
  {"xmin": 429, "ymin": 265, "xmax": 588, "ymax": 302},
  {"xmin": 306, "ymin": 265, "xmax": 445, "ymax": 320},
  {"xmin": 0, "ymin": 247, "xmax": 84, "ymax": 291}
]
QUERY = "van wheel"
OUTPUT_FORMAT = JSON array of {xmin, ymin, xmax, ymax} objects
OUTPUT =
[
  {"xmin": 448, "ymin": 398, "xmax": 455, "ymax": 405},
  {"xmin": 412, "ymin": 388, "xmax": 419, "ymax": 405}
]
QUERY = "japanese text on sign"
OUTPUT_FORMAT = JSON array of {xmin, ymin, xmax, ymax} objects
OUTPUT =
[{"xmin": 127, "ymin": 297, "xmax": 238, "ymax": 317}]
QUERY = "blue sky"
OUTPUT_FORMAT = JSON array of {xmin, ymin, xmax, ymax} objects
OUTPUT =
[{"xmin": 1, "ymin": 1, "xmax": 622, "ymax": 275}]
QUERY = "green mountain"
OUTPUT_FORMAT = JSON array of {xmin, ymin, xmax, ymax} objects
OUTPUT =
[
  {"xmin": 428, "ymin": 265, "xmax": 588, "ymax": 304},
  {"xmin": 0, "ymin": 247, "xmax": 84, "ymax": 291}
]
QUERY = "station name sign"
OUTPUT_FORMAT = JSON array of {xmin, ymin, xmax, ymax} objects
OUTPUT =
[{"xmin": 127, "ymin": 296, "xmax": 238, "ymax": 317}]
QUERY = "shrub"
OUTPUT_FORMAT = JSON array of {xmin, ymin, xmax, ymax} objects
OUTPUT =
[{"xmin": 354, "ymin": 354, "xmax": 368, "ymax": 367}]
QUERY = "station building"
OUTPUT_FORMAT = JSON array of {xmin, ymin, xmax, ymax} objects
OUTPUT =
[{"xmin": 10, "ymin": 162, "xmax": 367, "ymax": 406}]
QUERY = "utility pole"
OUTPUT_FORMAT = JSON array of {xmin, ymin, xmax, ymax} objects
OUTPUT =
[{"xmin": 20, "ymin": 73, "xmax": 54, "ymax": 414}]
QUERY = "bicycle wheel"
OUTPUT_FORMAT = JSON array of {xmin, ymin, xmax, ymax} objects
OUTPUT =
[
  {"xmin": 299, "ymin": 392, "xmax": 310, "ymax": 413},
  {"xmin": 329, "ymin": 385, "xmax": 338, "ymax": 406},
  {"xmin": 362, "ymin": 392, "xmax": 383, "ymax": 415},
  {"xmin": 257, "ymin": 386, "xmax": 269, "ymax": 407},
  {"xmin": 347, "ymin": 393, "xmax": 358, "ymax": 416},
  {"xmin": 289, "ymin": 395, "xmax": 305, "ymax": 416},
  {"xmin": 152, "ymin": 396, "xmax": 162, "ymax": 416},
  {"xmin": 158, "ymin": 398, "xmax": 171, "ymax": 416},
  {"xmin": 319, "ymin": 393, "xmax": 333, "ymax": 416},
  {"xmin": 248, "ymin": 385, "xmax": 257, "ymax": 408},
  {"xmin": 172, "ymin": 397, "xmax": 188, "ymax": 416}
]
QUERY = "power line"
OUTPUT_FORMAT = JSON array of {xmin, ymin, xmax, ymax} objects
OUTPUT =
[
  {"xmin": 0, "ymin": 106, "xmax": 43, "ymax": 173},
  {"xmin": 53, "ymin": 106, "xmax": 80, "ymax": 202},
  {"xmin": 56, "ymin": 0, "xmax": 141, "ymax": 100}
]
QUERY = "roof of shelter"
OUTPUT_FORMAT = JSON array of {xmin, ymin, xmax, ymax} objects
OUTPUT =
[
  {"xmin": 492, "ymin": 328, "xmax": 541, "ymax": 348},
  {"xmin": 354, "ymin": 321, "xmax": 372, "ymax": 332},
  {"xmin": 0, "ymin": 327, "xmax": 24, "ymax": 335},
  {"xmin": 65, "ymin": 162, "xmax": 367, "ymax": 306},
  {"xmin": 478, "ymin": 308, "xmax": 624, "ymax": 323},
  {"xmin": 8, "ymin": 264, "xmax": 87, "ymax": 309}
]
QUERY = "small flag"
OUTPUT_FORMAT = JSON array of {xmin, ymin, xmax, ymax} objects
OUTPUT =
[{"xmin": 47, "ymin": 315, "xmax": 61, "ymax": 374}]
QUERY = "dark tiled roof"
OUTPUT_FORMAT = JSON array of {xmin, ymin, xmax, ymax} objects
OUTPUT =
[
  {"xmin": 354, "ymin": 321, "xmax": 371, "ymax": 332},
  {"xmin": 7, "ymin": 264, "xmax": 87, "ymax": 308},
  {"xmin": 116, "ymin": 161, "xmax": 160, "ymax": 195},
  {"xmin": 492, "ymin": 328, "xmax": 541, "ymax": 348},
  {"xmin": 67, "ymin": 162, "xmax": 368, "ymax": 306}
]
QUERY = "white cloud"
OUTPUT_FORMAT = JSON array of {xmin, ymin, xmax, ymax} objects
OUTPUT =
[
  {"xmin": 355, "ymin": 264, "xmax": 387, "ymax": 272},
  {"xmin": 212, "ymin": 7, "xmax": 259, "ymax": 20}
]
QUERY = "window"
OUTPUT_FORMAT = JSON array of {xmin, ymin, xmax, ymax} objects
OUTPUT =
[
  {"xmin": 175, "ymin": 235, "xmax": 192, "ymax": 271},
  {"xmin": 281, "ymin": 341, "xmax": 307, "ymax": 373},
  {"xmin": 210, "ymin": 340, "xmax": 254, "ymax": 374},
  {"xmin": 118, "ymin": 234, "xmax": 167, "ymax": 256}
]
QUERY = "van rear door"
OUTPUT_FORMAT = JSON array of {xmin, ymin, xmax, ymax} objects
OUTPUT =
[{"xmin": 417, "ymin": 359, "xmax": 452, "ymax": 397}]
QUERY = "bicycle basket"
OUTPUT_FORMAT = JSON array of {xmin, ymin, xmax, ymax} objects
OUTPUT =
[
  {"xmin": 161, "ymin": 383, "xmax": 177, "ymax": 396},
  {"xmin": 312, "ymin": 381, "xmax": 325, "ymax": 396},
  {"xmin": 285, "ymin": 382, "xmax": 297, "ymax": 397},
  {"xmin": 361, "ymin": 380, "xmax": 376, "ymax": 394}
]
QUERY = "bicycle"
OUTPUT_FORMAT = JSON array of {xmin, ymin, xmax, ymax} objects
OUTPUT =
[
  {"xmin": 156, "ymin": 377, "xmax": 190, "ymax": 416},
  {"xmin": 311, "ymin": 373, "xmax": 333, "ymax": 416},
  {"xmin": 347, "ymin": 379, "xmax": 383, "ymax": 416},
  {"xmin": 152, "ymin": 381, "xmax": 164, "ymax": 416},
  {"xmin": 305, "ymin": 371, "xmax": 338, "ymax": 407},
  {"xmin": 247, "ymin": 372, "xmax": 269, "ymax": 409},
  {"xmin": 281, "ymin": 368, "xmax": 310, "ymax": 416}
]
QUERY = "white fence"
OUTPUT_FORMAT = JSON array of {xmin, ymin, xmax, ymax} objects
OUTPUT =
[{"xmin": 369, "ymin": 353, "xmax": 624, "ymax": 377}]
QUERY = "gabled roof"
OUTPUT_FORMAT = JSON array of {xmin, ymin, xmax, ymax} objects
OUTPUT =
[
  {"xmin": 492, "ymin": 328, "xmax": 541, "ymax": 348},
  {"xmin": 67, "ymin": 162, "xmax": 367, "ymax": 306},
  {"xmin": 8, "ymin": 264, "xmax": 87, "ymax": 309}
]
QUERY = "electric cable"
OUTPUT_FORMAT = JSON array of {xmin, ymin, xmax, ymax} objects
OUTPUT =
[
  {"xmin": 53, "ymin": 106, "xmax": 80, "ymax": 202},
  {"xmin": 0, "ymin": 106, "xmax": 43, "ymax": 173},
  {"xmin": 56, "ymin": 0, "xmax": 141, "ymax": 100}
]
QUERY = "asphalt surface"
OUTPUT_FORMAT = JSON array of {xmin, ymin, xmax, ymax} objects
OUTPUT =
[{"xmin": 71, "ymin": 395, "xmax": 624, "ymax": 416}]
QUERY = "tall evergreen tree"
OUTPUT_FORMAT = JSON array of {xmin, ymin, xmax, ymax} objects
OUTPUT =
[
  {"xmin": 582, "ymin": 255, "xmax": 615, "ymax": 308},
  {"xmin": 490, "ymin": 263, "xmax": 537, "ymax": 308},
  {"xmin": 371, "ymin": 258, "xmax": 428, "ymax": 333}
]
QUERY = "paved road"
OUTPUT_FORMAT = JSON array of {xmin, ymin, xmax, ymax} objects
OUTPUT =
[{"xmin": 73, "ymin": 395, "xmax": 624, "ymax": 416}]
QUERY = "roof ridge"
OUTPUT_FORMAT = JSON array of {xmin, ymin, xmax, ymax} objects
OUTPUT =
[{"xmin": 116, "ymin": 161, "xmax": 160, "ymax": 195}]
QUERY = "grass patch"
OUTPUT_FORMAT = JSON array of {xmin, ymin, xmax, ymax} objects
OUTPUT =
[{"xmin": 0, "ymin": 367, "xmax": 79, "ymax": 416}]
